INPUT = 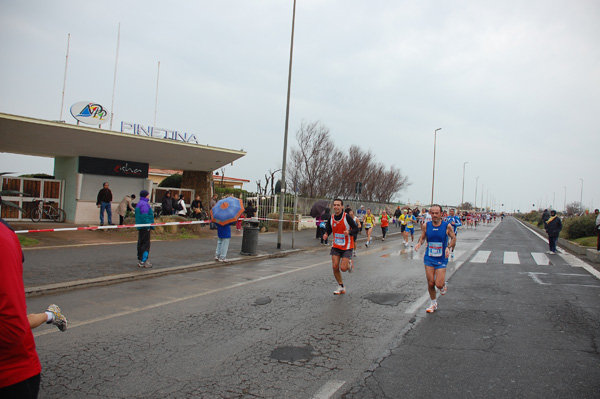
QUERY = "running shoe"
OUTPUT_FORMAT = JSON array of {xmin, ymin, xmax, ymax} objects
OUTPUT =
[
  {"xmin": 550, "ymin": 251, "xmax": 557, "ymax": 255},
  {"xmin": 143, "ymin": 261, "xmax": 153, "ymax": 268},
  {"xmin": 545, "ymin": 251, "xmax": 553, "ymax": 255},
  {"xmin": 137, "ymin": 260, "xmax": 145, "ymax": 267},
  {"xmin": 46, "ymin": 304, "xmax": 68, "ymax": 332},
  {"xmin": 215, "ymin": 256, "xmax": 220, "ymax": 261},
  {"xmin": 440, "ymin": 283, "xmax": 447, "ymax": 295},
  {"xmin": 425, "ymin": 302, "xmax": 438, "ymax": 313},
  {"xmin": 333, "ymin": 285, "xmax": 346, "ymax": 295}
]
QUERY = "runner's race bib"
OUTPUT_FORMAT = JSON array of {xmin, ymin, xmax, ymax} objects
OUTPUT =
[
  {"xmin": 428, "ymin": 242, "xmax": 443, "ymax": 257},
  {"xmin": 334, "ymin": 233, "xmax": 346, "ymax": 246},
  {"xmin": 365, "ymin": 223, "xmax": 372, "ymax": 228}
]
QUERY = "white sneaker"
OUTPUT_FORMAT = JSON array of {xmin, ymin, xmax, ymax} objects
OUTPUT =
[
  {"xmin": 333, "ymin": 285, "xmax": 346, "ymax": 295},
  {"xmin": 426, "ymin": 302, "xmax": 438, "ymax": 313}
]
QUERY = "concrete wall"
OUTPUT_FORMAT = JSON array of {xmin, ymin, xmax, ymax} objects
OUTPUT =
[
  {"xmin": 55, "ymin": 156, "xmax": 152, "ymax": 224},
  {"xmin": 54, "ymin": 156, "xmax": 78, "ymax": 223}
]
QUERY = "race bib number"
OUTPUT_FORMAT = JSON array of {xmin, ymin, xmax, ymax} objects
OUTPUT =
[
  {"xmin": 365, "ymin": 223, "xmax": 372, "ymax": 228},
  {"xmin": 334, "ymin": 233, "xmax": 346, "ymax": 246},
  {"xmin": 428, "ymin": 242, "xmax": 443, "ymax": 257}
]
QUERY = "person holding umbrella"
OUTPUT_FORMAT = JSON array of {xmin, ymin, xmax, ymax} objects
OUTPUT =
[{"xmin": 211, "ymin": 196, "xmax": 245, "ymax": 262}]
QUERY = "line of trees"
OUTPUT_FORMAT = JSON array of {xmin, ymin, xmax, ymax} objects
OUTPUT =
[{"xmin": 288, "ymin": 121, "xmax": 409, "ymax": 203}]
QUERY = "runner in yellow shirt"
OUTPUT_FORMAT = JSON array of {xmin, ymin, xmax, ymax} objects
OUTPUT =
[
  {"xmin": 405, "ymin": 208, "xmax": 417, "ymax": 247},
  {"xmin": 363, "ymin": 208, "xmax": 376, "ymax": 247},
  {"xmin": 399, "ymin": 209, "xmax": 408, "ymax": 246}
]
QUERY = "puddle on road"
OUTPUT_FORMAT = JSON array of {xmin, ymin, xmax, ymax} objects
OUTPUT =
[
  {"xmin": 270, "ymin": 345, "xmax": 314, "ymax": 362},
  {"xmin": 363, "ymin": 293, "xmax": 406, "ymax": 306}
]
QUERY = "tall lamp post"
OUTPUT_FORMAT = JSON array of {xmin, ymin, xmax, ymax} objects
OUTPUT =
[
  {"xmin": 563, "ymin": 186, "xmax": 567, "ymax": 212},
  {"xmin": 481, "ymin": 183, "xmax": 485, "ymax": 210},
  {"xmin": 277, "ymin": 0, "xmax": 297, "ymax": 249},
  {"xmin": 474, "ymin": 176, "xmax": 479, "ymax": 210},
  {"xmin": 579, "ymin": 178, "xmax": 584, "ymax": 211},
  {"xmin": 461, "ymin": 161, "xmax": 468, "ymax": 208},
  {"xmin": 430, "ymin": 128, "xmax": 442, "ymax": 205}
]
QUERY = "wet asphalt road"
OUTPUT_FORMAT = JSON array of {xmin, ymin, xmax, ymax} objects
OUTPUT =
[{"xmin": 26, "ymin": 218, "xmax": 600, "ymax": 398}]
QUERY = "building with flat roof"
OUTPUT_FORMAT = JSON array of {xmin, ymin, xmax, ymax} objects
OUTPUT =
[{"xmin": 0, "ymin": 113, "xmax": 246, "ymax": 223}]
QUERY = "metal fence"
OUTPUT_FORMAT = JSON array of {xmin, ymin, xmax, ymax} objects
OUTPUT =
[
  {"xmin": 0, "ymin": 177, "xmax": 64, "ymax": 221},
  {"xmin": 242, "ymin": 194, "xmax": 398, "ymax": 219}
]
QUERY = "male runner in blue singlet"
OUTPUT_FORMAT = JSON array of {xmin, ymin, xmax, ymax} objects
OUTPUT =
[
  {"xmin": 445, "ymin": 208, "xmax": 462, "ymax": 258},
  {"xmin": 415, "ymin": 205, "xmax": 457, "ymax": 313}
]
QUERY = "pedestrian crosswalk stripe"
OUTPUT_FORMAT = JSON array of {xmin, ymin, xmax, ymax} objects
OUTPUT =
[
  {"xmin": 531, "ymin": 252, "xmax": 550, "ymax": 266},
  {"xmin": 471, "ymin": 250, "xmax": 491, "ymax": 263},
  {"xmin": 503, "ymin": 251, "xmax": 520, "ymax": 264}
]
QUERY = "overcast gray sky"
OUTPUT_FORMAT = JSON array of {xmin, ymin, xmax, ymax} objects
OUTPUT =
[{"xmin": 1, "ymin": 0, "xmax": 598, "ymax": 212}]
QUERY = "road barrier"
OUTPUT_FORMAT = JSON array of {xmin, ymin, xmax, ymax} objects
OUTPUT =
[{"xmin": 13, "ymin": 217, "xmax": 305, "ymax": 234}]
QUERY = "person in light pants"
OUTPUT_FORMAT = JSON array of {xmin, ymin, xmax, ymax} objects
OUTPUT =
[{"xmin": 215, "ymin": 223, "xmax": 232, "ymax": 262}]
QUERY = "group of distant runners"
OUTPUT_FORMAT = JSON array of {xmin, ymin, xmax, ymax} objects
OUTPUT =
[{"xmin": 319, "ymin": 201, "xmax": 496, "ymax": 314}]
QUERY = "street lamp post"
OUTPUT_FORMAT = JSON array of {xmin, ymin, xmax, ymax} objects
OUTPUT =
[
  {"xmin": 563, "ymin": 186, "xmax": 567, "ymax": 212},
  {"xmin": 461, "ymin": 161, "xmax": 468, "ymax": 209},
  {"xmin": 430, "ymin": 128, "xmax": 442, "ymax": 205},
  {"xmin": 474, "ymin": 176, "xmax": 479, "ymax": 210},
  {"xmin": 277, "ymin": 0, "xmax": 297, "ymax": 249},
  {"xmin": 481, "ymin": 184, "xmax": 484, "ymax": 210},
  {"xmin": 579, "ymin": 178, "xmax": 584, "ymax": 211}
]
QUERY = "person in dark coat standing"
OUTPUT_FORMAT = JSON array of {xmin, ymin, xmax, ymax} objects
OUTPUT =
[
  {"xmin": 544, "ymin": 210, "xmax": 562, "ymax": 255},
  {"xmin": 320, "ymin": 208, "xmax": 331, "ymax": 245},
  {"xmin": 541, "ymin": 209, "xmax": 550, "ymax": 228},
  {"xmin": 161, "ymin": 191, "xmax": 173, "ymax": 216},
  {"xmin": 96, "ymin": 182, "xmax": 113, "ymax": 225}
]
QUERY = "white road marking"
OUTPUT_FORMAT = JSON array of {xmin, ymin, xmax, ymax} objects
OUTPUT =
[
  {"xmin": 405, "ymin": 293, "xmax": 431, "ymax": 314},
  {"xmin": 312, "ymin": 380, "xmax": 346, "ymax": 399},
  {"xmin": 526, "ymin": 272, "xmax": 548, "ymax": 285},
  {"xmin": 471, "ymin": 250, "xmax": 491, "ymax": 263},
  {"xmin": 516, "ymin": 219, "xmax": 600, "ymax": 281},
  {"xmin": 503, "ymin": 251, "xmax": 520, "ymax": 264},
  {"xmin": 531, "ymin": 252, "xmax": 550, "ymax": 266},
  {"xmin": 522, "ymin": 272, "xmax": 600, "ymax": 288}
]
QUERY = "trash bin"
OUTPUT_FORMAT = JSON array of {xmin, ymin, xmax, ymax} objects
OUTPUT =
[{"xmin": 240, "ymin": 219, "xmax": 259, "ymax": 255}]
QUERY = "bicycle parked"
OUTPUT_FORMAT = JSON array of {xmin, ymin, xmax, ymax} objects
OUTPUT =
[{"xmin": 30, "ymin": 199, "xmax": 66, "ymax": 223}]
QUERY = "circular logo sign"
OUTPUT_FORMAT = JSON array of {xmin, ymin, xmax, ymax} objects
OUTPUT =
[{"xmin": 70, "ymin": 101, "xmax": 111, "ymax": 125}]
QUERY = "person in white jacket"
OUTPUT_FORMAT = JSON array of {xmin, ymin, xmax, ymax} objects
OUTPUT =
[{"xmin": 175, "ymin": 193, "xmax": 187, "ymax": 216}]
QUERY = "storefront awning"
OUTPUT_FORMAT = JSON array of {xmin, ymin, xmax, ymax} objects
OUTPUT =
[{"xmin": 0, "ymin": 113, "xmax": 246, "ymax": 171}]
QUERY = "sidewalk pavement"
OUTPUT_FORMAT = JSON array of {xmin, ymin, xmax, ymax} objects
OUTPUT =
[{"xmin": 15, "ymin": 221, "xmax": 403, "ymax": 296}]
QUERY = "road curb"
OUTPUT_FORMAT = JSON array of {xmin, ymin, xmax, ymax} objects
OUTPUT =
[{"xmin": 25, "ymin": 249, "xmax": 303, "ymax": 297}]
